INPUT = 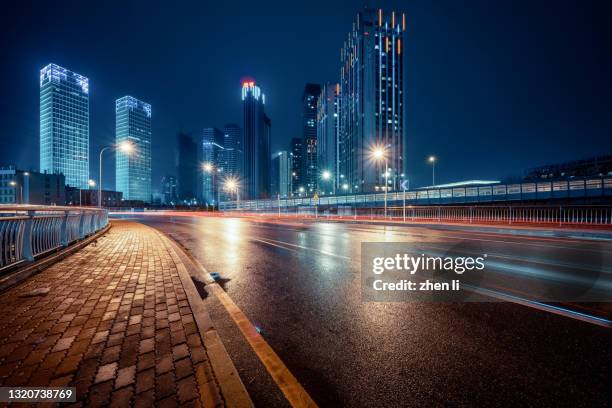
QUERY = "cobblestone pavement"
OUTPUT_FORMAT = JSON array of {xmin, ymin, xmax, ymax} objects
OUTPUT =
[{"xmin": 0, "ymin": 220, "xmax": 224, "ymax": 407}]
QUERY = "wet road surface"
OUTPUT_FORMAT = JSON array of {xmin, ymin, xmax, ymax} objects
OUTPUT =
[{"xmin": 115, "ymin": 214, "xmax": 611, "ymax": 407}]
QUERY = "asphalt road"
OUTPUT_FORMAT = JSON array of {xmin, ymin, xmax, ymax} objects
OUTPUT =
[{"xmin": 117, "ymin": 214, "xmax": 611, "ymax": 407}]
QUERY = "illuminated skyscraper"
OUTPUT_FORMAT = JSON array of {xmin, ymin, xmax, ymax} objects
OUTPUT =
[
  {"xmin": 271, "ymin": 151, "xmax": 293, "ymax": 198},
  {"xmin": 242, "ymin": 80, "xmax": 271, "ymax": 199},
  {"xmin": 290, "ymin": 137, "xmax": 303, "ymax": 195},
  {"xmin": 222, "ymin": 124, "xmax": 243, "ymax": 177},
  {"xmin": 302, "ymin": 83, "xmax": 321, "ymax": 194},
  {"xmin": 115, "ymin": 96, "xmax": 152, "ymax": 202},
  {"xmin": 317, "ymin": 83, "xmax": 341, "ymax": 194},
  {"xmin": 39, "ymin": 63, "xmax": 89, "ymax": 188},
  {"xmin": 339, "ymin": 8, "xmax": 406, "ymax": 193},
  {"xmin": 202, "ymin": 127, "xmax": 224, "ymax": 204}
]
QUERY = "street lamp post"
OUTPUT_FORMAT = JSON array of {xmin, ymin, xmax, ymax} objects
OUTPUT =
[
  {"xmin": 9, "ymin": 181, "xmax": 22, "ymax": 204},
  {"xmin": 203, "ymin": 163, "xmax": 222, "ymax": 210},
  {"xmin": 371, "ymin": 146, "xmax": 388, "ymax": 218},
  {"xmin": 81, "ymin": 179, "xmax": 96, "ymax": 206},
  {"xmin": 428, "ymin": 155, "xmax": 436, "ymax": 186},
  {"xmin": 402, "ymin": 176, "xmax": 409, "ymax": 222},
  {"xmin": 99, "ymin": 142, "xmax": 133, "ymax": 208},
  {"xmin": 223, "ymin": 177, "xmax": 239, "ymax": 211}
]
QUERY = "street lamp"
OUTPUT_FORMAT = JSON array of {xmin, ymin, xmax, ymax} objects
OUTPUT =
[
  {"xmin": 81, "ymin": 179, "xmax": 96, "ymax": 206},
  {"xmin": 320, "ymin": 170, "xmax": 335, "ymax": 195},
  {"xmin": 9, "ymin": 180, "xmax": 22, "ymax": 204},
  {"xmin": 99, "ymin": 141, "xmax": 133, "ymax": 208},
  {"xmin": 223, "ymin": 177, "xmax": 240, "ymax": 210},
  {"xmin": 203, "ymin": 163, "xmax": 222, "ymax": 209},
  {"xmin": 370, "ymin": 145, "xmax": 389, "ymax": 218},
  {"xmin": 428, "ymin": 155, "xmax": 436, "ymax": 186}
]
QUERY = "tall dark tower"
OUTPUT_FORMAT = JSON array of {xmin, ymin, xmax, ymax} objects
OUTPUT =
[
  {"xmin": 339, "ymin": 8, "xmax": 407, "ymax": 193},
  {"xmin": 242, "ymin": 80, "xmax": 271, "ymax": 199},
  {"xmin": 302, "ymin": 83, "xmax": 322, "ymax": 194},
  {"xmin": 291, "ymin": 137, "xmax": 304, "ymax": 195}
]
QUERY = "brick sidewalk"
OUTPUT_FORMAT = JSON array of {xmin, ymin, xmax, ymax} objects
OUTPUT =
[{"xmin": 0, "ymin": 220, "xmax": 223, "ymax": 407}]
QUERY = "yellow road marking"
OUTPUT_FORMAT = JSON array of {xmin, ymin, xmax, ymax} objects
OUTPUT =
[
  {"xmin": 208, "ymin": 283, "xmax": 319, "ymax": 408},
  {"xmin": 174, "ymin": 236, "xmax": 319, "ymax": 408}
]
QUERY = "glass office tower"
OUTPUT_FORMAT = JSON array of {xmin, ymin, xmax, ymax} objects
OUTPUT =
[
  {"xmin": 242, "ymin": 81, "xmax": 271, "ymax": 199},
  {"xmin": 317, "ymin": 83, "xmax": 341, "ymax": 194},
  {"xmin": 115, "ymin": 96, "xmax": 152, "ymax": 202},
  {"xmin": 339, "ymin": 8, "xmax": 406, "ymax": 193},
  {"xmin": 302, "ymin": 83, "xmax": 321, "ymax": 194},
  {"xmin": 202, "ymin": 127, "xmax": 224, "ymax": 204},
  {"xmin": 40, "ymin": 63, "xmax": 90, "ymax": 188}
]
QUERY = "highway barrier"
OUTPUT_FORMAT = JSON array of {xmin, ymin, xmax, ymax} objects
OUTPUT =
[
  {"xmin": 0, "ymin": 205, "xmax": 108, "ymax": 271},
  {"xmin": 226, "ymin": 204, "xmax": 612, "ymax": 226},
  {"xmin": 221, "ymin": 176, "xmax": 612, "ymax": 210}
]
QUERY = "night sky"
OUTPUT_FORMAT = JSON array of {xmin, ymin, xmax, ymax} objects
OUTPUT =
[{"xmin": 1, "ymin": 0, "xmax": 610, "ymax": 191}]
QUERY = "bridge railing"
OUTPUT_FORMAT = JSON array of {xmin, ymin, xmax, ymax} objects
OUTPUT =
[
  {"xmin": 0, "ymin": 205, "xmax": 108, "ymax": 271},
  {"xmin": 232, "ymin": 204, "xmax": 612, "ymax": 226},
  {"xmin": 221, "ymin": 176, "xmax": 612, "ymax": 210}
]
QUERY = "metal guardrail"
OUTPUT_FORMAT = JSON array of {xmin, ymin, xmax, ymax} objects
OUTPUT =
[
  {"xmin": 0, "ymin": 205, "xmax": 108, "ymax": 271},
  {"xmin": 221, "ymin": 176, "xmax": 612, "ymax": 210},
  {"xmin": 238, "ymin": 205, "xmax": 612, "ymax": 226}
]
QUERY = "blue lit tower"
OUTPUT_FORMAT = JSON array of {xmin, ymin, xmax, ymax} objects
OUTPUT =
[
  {"xmin": 242, "ymin": 80, "xmax": 271, "ymax": 199},
  {"xmin": 339, "ymin": 8, "xmax": 406, "ymax": 193},
  {"xmin": 317, "ymin": 83, "xmax": 341, "ymax": 194},
  {"xmin": 39, "ymin": 63, "xmax": 90, "ymax": 188},
  {"xmin": 115, "ymin": 96, "xmax": 152, "ymax": 202},
  {"xmin": 202, "ymin": 127, "xmax": 224, "ymax": 204},
  {"xmin": 302, "ymin": 83, "xmax": 321, "ymax": 194},
  {"xmin": 222, "ymin": 124, "xmax": 243, "ymax": 177}
]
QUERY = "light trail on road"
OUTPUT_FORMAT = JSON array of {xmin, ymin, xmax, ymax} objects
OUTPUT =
[{"xmin": 112, "ymin": 213, "xmax": 612, "ymax": 407}]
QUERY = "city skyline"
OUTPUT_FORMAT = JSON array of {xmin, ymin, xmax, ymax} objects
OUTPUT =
[{"xmin": 1, "ymin": 0, "xmax": 611, "ymax": 193}]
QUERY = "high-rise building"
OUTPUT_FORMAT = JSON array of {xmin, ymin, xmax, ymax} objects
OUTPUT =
[
  {"xmin": 317, "ymin": 83, "xmax": 341, "ymax": 194},
  {"xmin": 290, "ymin": 137, "xmax": 304, "ymax": 195},
  {"xmin": 242, "ymin": 80, "xmax": 271, "ymax": 199},
  {"xmin": 222, "ymin": 124, "xmax": 243, "ymax": 177},
  {"xmin": 339, "ymin": 8, "xmax": 406, "ymax": 193},
  {"xmin": 302, "ymin": 83, "xmax": 322, "ymax": 194},
  {"xmin": 161, "ymin": 175, "xmax": 178, "ymax": 205},
  {"xmin": 39, "ymin": 63, "xmax": 89, "ymax": 188},
  {"xmin": 270, "ymin": 151, "xmax": 293, "ymax": 199},
  {"xmin": 115, "ymin": 96, "xmax": 152, "ymax": 202},
  {"xmin": 176, "ymin": 132, "xmax": 198, "ymax": 203},
  {"xmin": 202, "ymin": 127, "xmax": 224, "ymax": 204}
]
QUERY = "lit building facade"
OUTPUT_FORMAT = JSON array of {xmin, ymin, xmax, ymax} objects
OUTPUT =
[
  {"xmin": 339, "ymin": 8, "xmax": 406, "ymax": 193},
  {"xmin": 115, "ymin": 96, "xmax": 152, "ymax": 202},
  {"xmin": 40, "ymin": 63, "xmax": 89, "ymax": 188},
  {"xmin": 161, "ymin": 175, "xmax": 178, "ymax": 205},
  {"xmin": 242, "ymin": 81, "xmax": 271, "ymax": 199},
  {"xmin": 202, "ymin": 127, "xmax": 224, "ymax": 204},
  {"xmin": 291, "ymin": 137, "xmax": 304, "ymax": 195},
  {"xmin": 271, "ymin": 151, "xmax": 293, "ymax": 199},
  {"xmin": 222, "ymin": 124, "xmax": 243, "ymax": 177},
  {"xmin": 317, "ymin": 83, "xmax": 341, "ymax": 194},
  {"xmin": 302, "ymin": 83, "xmax": 322, "ymax": 194}
]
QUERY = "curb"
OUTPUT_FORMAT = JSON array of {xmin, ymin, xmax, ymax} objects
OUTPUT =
[
  {"xmin": 0, "ymin": 224, "xmax": 111, "ymax": 293},
  {"xmin": 152, "ymin": 227, "xmax": 254, "ymax": 408}
]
